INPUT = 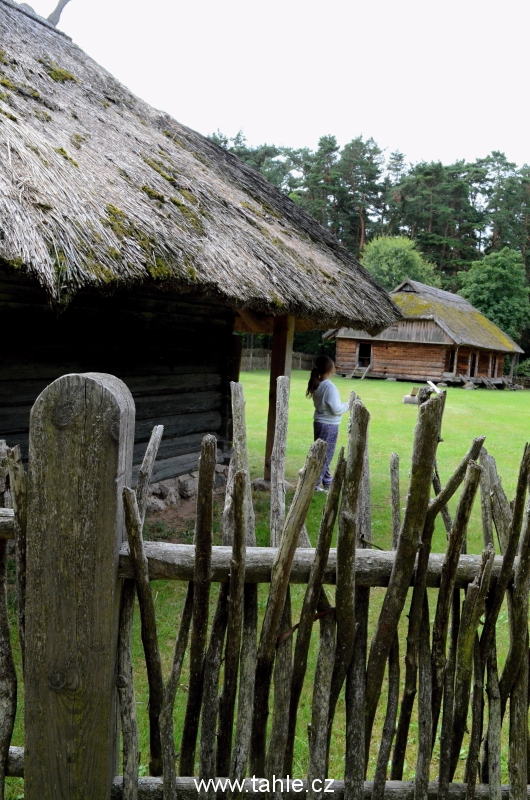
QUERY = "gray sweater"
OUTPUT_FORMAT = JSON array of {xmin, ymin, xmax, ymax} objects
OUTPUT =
[{"xmin": 312, "ymin": 379, "xmax": 349, "ymax": 425}]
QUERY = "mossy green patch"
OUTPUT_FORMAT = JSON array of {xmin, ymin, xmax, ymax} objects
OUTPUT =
[
  {"xmin": 71, "ymin": 132, "xmax": 87, "ymax": 149},
  {"xmin": 186, "ymin": 265, "xmax": 197, "ymax": 281},
  {"xmin": 0, "ymin": 50, "xmax": 8, "ymax": 66},
  {"xmin": 0, "ymin": 108, "xmax": 17, "ymax": 122},
  {"xmin": 87, "ymin": 261, "xmax": 117, "ymax": 284},
  {"xmin": 141, "ymin": 154, "xmax": 176, "ymax": 185},
  {"xmin": 103, "ymin": 205, "xmax": 129, "ymax": 238},
  {"xmin": 241, "ymin": 200, "xmax": 260, "ymax": 214},
  {"xmin": 141, "ymin": 185, "xmax": 166, "ymax": 203},
  {"xmin": 261, "ymin": 201, "xmax": 281, "ymax": 219},
  {"xmin": 26, "ymin": 142, "xmax": 48, "ymax": 164},
  {"xmin": 107, "ymin": 247, "xmax": 121, "ymax": 260},
  {"xmin": 179, "ymin": 188, "xmax": 199, "ymax": 206},
  {"xmin": 34, "ymin": 108, "xmax": 51, "ymax": 122},
  {"xmin": 244, "ymin": 197, "xmax": 281, "ymax": 220},
  {"xmin": 6, "ymin": 256, "xmax": 24, "ymax": 269},
  {"xmin": 39, "ymin": 59, "xmax": 77, "ymax": 83},
  {"xmin": 170, "ymin": 197, "xmax": 205, "ymax": 234},
  {"xmin": 19, "ymin": 84, "xmax": 41, "ymax": 100},
  {"xmin": 52, "ymin": 248, "xmax": 68, "ymax": 279},
  {"xmin": 0, "ymin": 75, "xmax": 17, "ymax": 92},
  {"xmin": 148, "ymin": 258, "xmax": 173, "ymax": 280},
  {"xmin": 0, "ymin": 91, "xmax": 8, "ymax": 102},
  {"xmin": 34, "ymin": 202, "xmax": 53, "ymax": 211},
  {"xmin": 102, "ymin": 204, "xmax": 159, "ymax": 268},
  {"xmin": 54, "ymin": 147, "xmax": 78, "ymax": 167},
  {"xmin": 162, "ymin": 130, "xmax": 185, "ymax": 147}
]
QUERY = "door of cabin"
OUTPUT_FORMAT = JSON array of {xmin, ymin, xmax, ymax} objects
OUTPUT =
[
  {"xmin": 358, "ymin": 341, "xmax": 372, "ymax": 368},
  {"xmin": 470, "ymin": 351, "xmax": 477, "ymax": 377}
]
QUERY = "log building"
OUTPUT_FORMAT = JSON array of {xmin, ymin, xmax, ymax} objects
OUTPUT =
[
  {"xmin": 331, "ymin": 280, "xmax": 523, "ymax": 386},
  {"xmin": 0, "ymin": 0, "xmax": 399, "ymax": 481}
]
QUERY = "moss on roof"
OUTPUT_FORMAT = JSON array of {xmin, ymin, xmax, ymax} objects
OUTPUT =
[{"xmin": 391, "ymin": 280, "xmax": 522, "ymax": 354}]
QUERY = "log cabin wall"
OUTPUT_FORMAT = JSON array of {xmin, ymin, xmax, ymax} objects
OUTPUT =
[
  {"xmin": 0, "ymin": 267, "xmax": 236, "ymax": 482},
  {"xmin": 371, "ymin": 341, "xmax": 447, "ymax": 380},
  {"xmin": 335, "ymin": 338, "xmax": 358, "ymax": 373},
  {"xmin": 478, "ymin": 351, "xmax": 490, "ymax": 376},
  {"xmin": 335, "ymin": 338, "xmax": 448, "ymax": 381},
  {"xmin": 456, "ymin": 348, "xmax": 471, "ymax": 375}
]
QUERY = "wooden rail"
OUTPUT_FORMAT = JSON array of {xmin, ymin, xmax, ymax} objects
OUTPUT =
[
  {"xmin": 3, "ymin": 749, "xmax": 530, "ymax": 800},
  {"xmin": 117, "ymin": 543, "xmax": 516, "ymax": 588},
  {"xmin": 5, "ymin": 511, "xmax": 515, "ymax": 591}
]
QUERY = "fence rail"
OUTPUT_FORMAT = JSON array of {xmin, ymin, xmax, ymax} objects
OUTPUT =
[{"xmin": 1, "ymin": 373, "xmax": 530, "ymax": 800}]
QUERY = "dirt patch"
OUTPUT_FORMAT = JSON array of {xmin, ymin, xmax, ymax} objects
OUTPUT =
[{"xmin": 144, "ymin": 489, "xmax": 226, "ymax": 544}]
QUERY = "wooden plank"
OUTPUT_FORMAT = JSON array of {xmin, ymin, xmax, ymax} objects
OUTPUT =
[
  {"xmin": 0, "ymin": 374, "xmax": 222, "ymax": 407},
  {"xmin": 24, "ymin": 373, "xmax": 135, "ymax": 800},
  {"xmin": 0, "ymin": 360, "xmax": 224, "ymax": 383},
  {"xmin": 133, "ymin": 391, "xmax": 222, "ymax": 420},
  {"xmin": 132, "ymin": 432, "xmax": 214, "ymax": 464},
  {"xmin": 134, "ymin": 411, "xmax": 222, "ymax": 442},
  {"xmin": 132, "ymin": 452, "xmax": 203, "ymax": 485},
  {"xmin": 264, "ymin": 315, "xmax": 295, "ymax": 481}
]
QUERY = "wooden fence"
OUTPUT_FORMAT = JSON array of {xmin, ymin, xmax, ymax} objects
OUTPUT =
[
  {"xmin": 241, "ymin": 350, "xmax": 317, "ymax": 371},
  {"xmin": 0, "ymin": 373, "xmax": 529, "ymax": 800}
]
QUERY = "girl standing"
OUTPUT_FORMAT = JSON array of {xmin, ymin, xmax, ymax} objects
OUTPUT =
[{"xmin": 306, "ymin": 355, "xmax": 349, "ymax": 492}]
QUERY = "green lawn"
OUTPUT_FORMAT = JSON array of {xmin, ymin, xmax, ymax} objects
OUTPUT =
[
  {"xmin": 5, "ymin": 374, "xmax": 530, "ymax": 797},
  {"xmin": 242, "ymin": 371, "xmax": 530, "ymax": 554}
]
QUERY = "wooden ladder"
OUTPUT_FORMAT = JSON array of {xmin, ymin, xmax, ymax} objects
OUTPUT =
[{"xmin": 348, "ymin": 364, "xmax": 371, "ymax": 379}]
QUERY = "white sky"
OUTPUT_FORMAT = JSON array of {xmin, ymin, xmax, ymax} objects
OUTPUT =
[{"xmin": 27, "ymin": 0, "xmax": 530, "ymax": 167}]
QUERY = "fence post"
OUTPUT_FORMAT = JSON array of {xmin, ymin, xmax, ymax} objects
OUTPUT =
[{"xmin": 24, "ymin": 373, "xmax": 135, "ymax": 800}]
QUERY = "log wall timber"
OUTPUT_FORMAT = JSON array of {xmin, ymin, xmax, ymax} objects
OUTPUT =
[{"xmin": 0, "ymin": 267, "xmax": 235, "ymax": 480}]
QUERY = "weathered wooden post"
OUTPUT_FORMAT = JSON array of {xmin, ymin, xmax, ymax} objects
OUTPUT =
[
  {"xmin": 264, "ymin": 314, "xmax": 295, "ymax": 482},
  {"xmin": 24, "ymin": 373, "xmax": 135, "ymax": 800}
]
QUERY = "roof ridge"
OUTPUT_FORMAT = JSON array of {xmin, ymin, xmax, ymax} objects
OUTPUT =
[
  {"xmin": 392, "ymin": 279, "xmax": 469, "ymax": 305},
  {"xmin": 0, "ymin": 0, "xmax": 70, "ymax": 37}
]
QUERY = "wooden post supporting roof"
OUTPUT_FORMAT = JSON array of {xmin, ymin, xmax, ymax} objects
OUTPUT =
[{"xmin": 264, "ymin": 315, "xmax": 295, "ymax": 482}]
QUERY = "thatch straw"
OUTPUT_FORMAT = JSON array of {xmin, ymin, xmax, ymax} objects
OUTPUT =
[{"xmin": 0, "ymin": 0, "xmax": 399, "ymax": 333}]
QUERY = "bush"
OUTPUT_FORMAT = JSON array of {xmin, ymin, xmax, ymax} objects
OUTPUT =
[
  {"xmin": 515, "ymin": 358, "xmax": 530, "ymax": 378},
  {"xmin": 361, "ymin": 236, "xmax": 440, "ymax": 292}
]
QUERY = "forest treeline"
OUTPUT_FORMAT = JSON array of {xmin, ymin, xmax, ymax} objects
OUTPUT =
[{"xmin": 211, "ymin": 131, "xmax": 530, "ymax": 289}]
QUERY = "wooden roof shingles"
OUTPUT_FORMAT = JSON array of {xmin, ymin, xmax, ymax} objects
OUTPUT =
[{"xmin": 0, "ymin": 0, "xmax": 399, "ymax": 334}]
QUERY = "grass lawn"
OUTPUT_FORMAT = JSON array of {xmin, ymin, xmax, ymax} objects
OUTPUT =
[
  {"xmin": 243, "ymin": 371, "xmax": 530, "ymax": 554},
  {"xmin": 5, "ymin": 374, "xmax": 530, "ymax": 797}
]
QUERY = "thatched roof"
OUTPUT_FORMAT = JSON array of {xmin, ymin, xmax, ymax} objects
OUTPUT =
[
  {"xmin": 331, "ymin": 279, "xmax": 523, "ymax": 353},
  {"xmin": 0, "ymin": 0, "xmax": 399, "ymax": 334}
]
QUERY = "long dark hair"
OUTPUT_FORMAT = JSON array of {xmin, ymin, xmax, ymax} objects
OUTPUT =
[{"xmin": 306, "ymin": 355, "xmax": 335, "ymax": 397}]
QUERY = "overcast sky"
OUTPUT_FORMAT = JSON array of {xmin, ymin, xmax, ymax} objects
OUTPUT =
[{"xmin": 28, "ymin": 0, "xmax": 530, "ymax": 167}]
